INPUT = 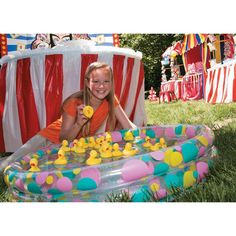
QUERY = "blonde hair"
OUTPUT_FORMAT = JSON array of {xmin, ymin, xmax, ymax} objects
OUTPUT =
[{"xmin": 62, "ymin": 62, "xmax": 116, "ymax": 137}]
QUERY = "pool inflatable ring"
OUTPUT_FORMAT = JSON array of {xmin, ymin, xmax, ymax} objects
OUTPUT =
[{"xmin": 3, "ymin": 124, "xmax": 217, "ymax": 202}]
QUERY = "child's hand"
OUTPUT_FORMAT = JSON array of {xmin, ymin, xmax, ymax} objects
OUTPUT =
[{"xmin": 76, "ymin": 104, "xmax": 89, "ymax": 127}]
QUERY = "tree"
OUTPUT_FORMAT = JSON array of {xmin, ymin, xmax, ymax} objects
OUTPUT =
[{"xmin": 119, "ymin": 34, "xmax": 184, "ymax": 92}]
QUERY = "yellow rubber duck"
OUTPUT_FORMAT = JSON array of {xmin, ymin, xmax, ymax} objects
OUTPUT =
[
  {"xmin": 105, "ymin": 132, "xmax": 112, "ymax": 143},
  {"xmin": 123, "ymin": 143, "xmax": 138, "ymax": 156},
  {"xmin": 160, "ymin": 137, "xmax": 166, "ymax": 147},
  {"xmin": 100, "ymin": 142, "xmax": 113, "ymax": 158},
  {"xmin": 94, "ymin": 137, "xmax": 103, "ymax": 149},
  {"xmin": 61, "ymin": 140, "xmax": 71, "ymax": 152},
  {"xmin": 112, "ymin": 143, "xmax": 123, "ymax": 157},
  {"xmin": 29, "ymin": 158, "xmax": 41, "ymax": 172},
  {"xmin": 54, "ymin": 149, "xmax": 67, "ymax": 165},
  {"xmin": 78, "ymin": 137, "xmax": 88, "ymax": 149},
  {"xmin": 99, "ymin": 136, "xmax": 105, "ymax": 143},
  {"xmin": 124, "ymin": 131, "xmax": 134, "ymax": 141},
  {"xmin": 161, "ymin": 143, "xmax": 167, "ymax": 148},
  {"xmin": 86, "ymin": 150, "xmax": 101, "ymax": 166},
  {"xmin": 88, "ymin": 137, "xmax": 96, "ymax": 148},
  {"xmin": 70, "ymin": 139, "xmax": 79, "ymax": 152},
  {"xmin": 143, "ymin": 137, "xmax": 152, "ymax": 148},
  {"xmin": 83, "ymin": 105, "xmax": 94, "ymax": 119},
  {"xmin": 149, "ymin": 142, "xmax": 161, "ymax": 151},
  {"xmin": 74, "ymin": 140, "xmax": 86, "ymax": 154}
]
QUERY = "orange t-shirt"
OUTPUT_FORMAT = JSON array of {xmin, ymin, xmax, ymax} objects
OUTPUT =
[{"xmin": 39, "ymin": 96, "xmax": 119, "ymax": 143}]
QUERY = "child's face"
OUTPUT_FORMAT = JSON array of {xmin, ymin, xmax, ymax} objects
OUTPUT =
[{"xmin": 87, "ymin": 67, "xmax": 112, "ymax": 100}]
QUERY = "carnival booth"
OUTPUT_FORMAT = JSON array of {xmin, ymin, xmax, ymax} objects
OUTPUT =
[
  {"xmin": 160, "ymin": 34, "xmax": 236, "ymax": 104},
  {"xmin": 159, "ymin": 41, "xmax": 183, "ymax": 103},
  {"xmin": 181, "ymin": 34, "xmax": 211, "ymax": 101},
  {"xmin": 160, "ymin": 34, "xmax": 212, "ymax": 103},
  {"xmin": 0, "ymin": 35, "xmax": 146, "ymax": 152},
  {"xmin": 204, "ymin": 34, "xmax": 236, "ymax": 103}
]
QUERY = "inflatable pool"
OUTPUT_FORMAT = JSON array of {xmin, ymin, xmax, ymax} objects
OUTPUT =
[{"xmin": 3, "ymin": 124, "xmax": 217, "ymax": 202}]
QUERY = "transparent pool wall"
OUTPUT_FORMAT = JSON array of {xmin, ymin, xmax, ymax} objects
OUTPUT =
[{"xmin": 4, "ymin": 124, "xmax": 217, "ymax": 202}]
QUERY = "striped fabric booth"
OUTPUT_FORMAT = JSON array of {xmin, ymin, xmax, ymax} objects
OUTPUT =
[
  {"xmin": 159, "ymin": 80, "xmax": 182, "ymax": 103},
  {"xmin": 0, "ymin": 44, "xmax": 146, "ymax": 152},
  {"xmin": 182, "ymin": 72, "xmax": 204, "ymax": 101},
  {"xmin": 205, "ymin": 60, "xmax": 236, "ymax": 103}
]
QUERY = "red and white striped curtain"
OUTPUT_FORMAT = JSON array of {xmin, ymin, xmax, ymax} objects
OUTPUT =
[
  {"xmin": 182, "ymin": 73, "xmax": 204, "ymax": 101},
  {"xmin": 205, "ymin": 61, "xmax": 236, "ymax": 103},
  {"xmin": 0, "ymin": 48, "xmax": 146, "ymax": 152},
  {"xmin": 160, "ymin": 80, "xmax": 182, "ymax": 102}
]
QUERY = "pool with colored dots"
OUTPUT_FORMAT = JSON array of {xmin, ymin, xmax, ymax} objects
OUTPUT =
[{"xmin": 3, "ymin": 124, "xmax": 218, "ymax": 202}]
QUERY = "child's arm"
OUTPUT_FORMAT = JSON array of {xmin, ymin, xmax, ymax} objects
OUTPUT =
[
  {"xmin": 115, "ymin": 105, "xmax": 137, "ymax": 130},
  {"xmin": 59, "ymin": 104, "xmax": 88, "ymax": 142}
]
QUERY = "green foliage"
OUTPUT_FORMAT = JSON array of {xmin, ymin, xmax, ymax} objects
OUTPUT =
[
  {"xmin": 0, "ymin": 172, "xmax": 9, "ymax": 202},
  {"xmin": 105, "ymin": 190, "xmax": 132, "ymax": 202},
  {"xmin": 119, "ymin": 34, "xmax": 184, "ymax": 91}
]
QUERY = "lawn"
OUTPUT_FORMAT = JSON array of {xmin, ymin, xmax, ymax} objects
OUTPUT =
[{"xmin": 0, "ymin": 99, "xmax": 236, "ymax": 202}]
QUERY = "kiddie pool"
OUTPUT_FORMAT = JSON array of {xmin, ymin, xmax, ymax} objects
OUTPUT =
[{"xmin": 3, "ymin": 124, "xmax": 217, "ymax": 202}]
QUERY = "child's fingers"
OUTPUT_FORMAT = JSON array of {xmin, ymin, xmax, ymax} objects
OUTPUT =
[
  {"xmin": 77, "ymin": 105, "xmax": 85, "ymax": 110},
  {"xmin": 77, "ymin": 105, "xmax": 86, "ymax": 115},
  {"xmin": 82, "ymin": 116, "xmax": 88, "ymax": 122}
]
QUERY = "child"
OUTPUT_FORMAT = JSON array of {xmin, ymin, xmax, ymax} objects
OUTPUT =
[{"xmin": 0, "ymin": 62, "xmax": 136, "ymax": 171}]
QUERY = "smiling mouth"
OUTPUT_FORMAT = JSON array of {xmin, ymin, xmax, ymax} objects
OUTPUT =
[
  {"xmin": 89, "ymin": 89, "xmax": 108, "ymax": 101},
  {"xmin": 96, "ymin": 90, "xmax": 106, "ymax": 94}
]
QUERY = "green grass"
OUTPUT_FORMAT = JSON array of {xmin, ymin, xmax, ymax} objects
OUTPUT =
[
  {"xmin": 1, "ymin": 99, "xmax": 236, "ymax": 202},
  {"xmin": 0, "ymin": 172, "xmax": 11, "ymax": 202},
  {"xmin": 145, "ymin": 99, "xmax": 236, "ymax": 127}
]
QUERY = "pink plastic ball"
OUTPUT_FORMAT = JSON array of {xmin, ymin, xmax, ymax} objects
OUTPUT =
[
  {"xmin": 198, "ymin": 146, "xmax": 206, "ymax": 157},
  {"xmin": 111, "ymin": 131, "xmax": 122, "ymax": 142},
  {"xmin": 186, "ymin": 126, "xmax": 196, "ymax": 138},
  {"xmin": 80, "ymin": 168, "xmax": 101, "ymax": 185},
  {"xmin": 165, "ymin": 127, "xmax": 175, "ymax": 138},
  {"xmin": 56, "ymin": 177, "xmax": 73, "ymax": 192},
  {"xmin": 196, "ymin": 161, "xmax": 209, "ymax": 180},
  {"xmin": 15, "ymin": 179, "xmax": 25, "ymax": 191},
  {"xmin": 156, "ymin": 127, "xmax": 164, "ymax": 137},
  {"xmin": 156, "ymin": 188, "xmax": 167, "ymax": 199},
  {"xmin": 150, "ymin": 150, "xmax": 164, "ymax": 161},
  {"xmin": 121, "ymin": 159, "xmax": 149, "ymax": 182},
  {"xmin": 36, "ymin": 172, "xmax": 49, "ymax": 185},
  {"xmin": 146, "ymin": 162, "xmax": 154, "ymax": 175}
]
